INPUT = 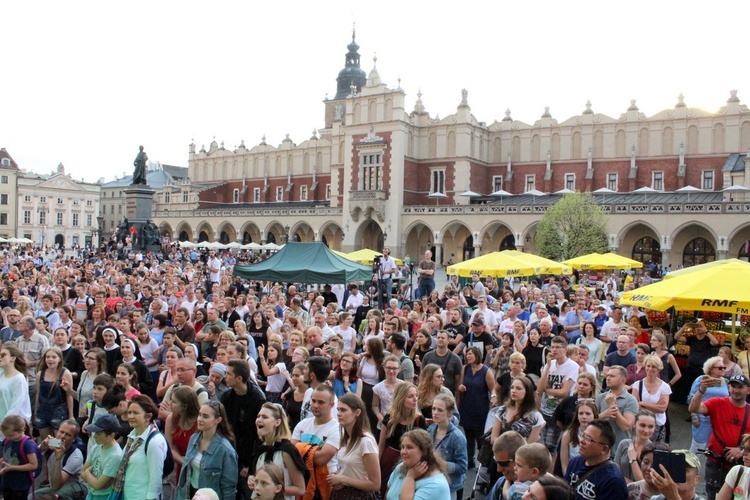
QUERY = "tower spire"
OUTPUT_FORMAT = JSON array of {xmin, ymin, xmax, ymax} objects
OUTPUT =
[{"xmin": 334, "ymin": 28, "xmax": 366, "ymax": 99}]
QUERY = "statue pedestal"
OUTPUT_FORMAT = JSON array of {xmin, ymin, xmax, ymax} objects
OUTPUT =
[{"xmin": 124, "ymin": 185, "xmax": 159, "ymax": 252}]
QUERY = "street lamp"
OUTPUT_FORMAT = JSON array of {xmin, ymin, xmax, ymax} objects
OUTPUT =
[{"xmin": 284, "ymin": 224, "xmax": 290, "ymax": 243}]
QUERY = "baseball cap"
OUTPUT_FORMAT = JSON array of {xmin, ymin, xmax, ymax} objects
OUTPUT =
[
  {"xmin": 672, "ymin": 449, "xmax": 701, "ymax": 472},
  {"xmin": 729, "ymin": 375, "xmax": 750, "ymax": 387},
  {"xmin": 86, "ymin": 414, "xmax": 121, "ymax": 434},
  {"xmin": 471, "ymin": 316, "xmax": 484, "ymax": 326}
]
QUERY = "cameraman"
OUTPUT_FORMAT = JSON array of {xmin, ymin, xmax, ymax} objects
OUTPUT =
[
  {"xmin": 378, "ymin": 247, "xmax": 397, "ymax": 304},
  {"xmin": 688, "ymin": 374, "xmax": 750, "ymax": 500}
]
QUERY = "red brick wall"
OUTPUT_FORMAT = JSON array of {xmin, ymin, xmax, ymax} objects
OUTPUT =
[{"xmin": 197, "ymin": 174, "xmax": 330, "ymax": 208}]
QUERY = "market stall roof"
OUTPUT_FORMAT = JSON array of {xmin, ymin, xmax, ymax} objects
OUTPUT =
[
  {"xmin": 619, "ymin": 259, "xmax": 750, "ymax": 313},
  {"xmin": 345, "ymin": 248, "xmax": 404, "ymax": 266},
  {"xmin": 447, "ymin": 250, "xmax": 569, "ymax": 278},
  {"xmin": 233, "ymin": 241, "xmax": 373, "ymax": 283},
  {"xmin": 562, "ymin": 252, "xmax": 633, "ymax": 270}
]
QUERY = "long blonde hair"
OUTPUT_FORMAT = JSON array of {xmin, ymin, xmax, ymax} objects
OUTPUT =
[
  {"xmin": 417, "ymin": 364, "xmax": 442, "ymax": 408},
  {"xmin": 385, "ymin": 382, "xmax": 420, "ymax": 438}
]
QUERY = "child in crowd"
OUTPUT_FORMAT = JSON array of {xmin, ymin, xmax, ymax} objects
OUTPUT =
[
  {"xmin": 508, "ymin": 443, "xmax": 551, "ymax": 500},
  {"xmin": 80, "ymin": 414, "xmax": 124, "ymax": 499},
  {"xmin": 0, "ymin": 414, "xmax": 40, "ymax": 500}
]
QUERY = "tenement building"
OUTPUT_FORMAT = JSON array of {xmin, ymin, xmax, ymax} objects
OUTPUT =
[{"xmin": 153, "ymin": 32, "xmax": 750, "ymax": 268}]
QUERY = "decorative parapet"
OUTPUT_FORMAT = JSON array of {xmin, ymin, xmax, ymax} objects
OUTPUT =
[{"xmin": 154, "ymin": 206, "xmax": 343, "ymax": 218}]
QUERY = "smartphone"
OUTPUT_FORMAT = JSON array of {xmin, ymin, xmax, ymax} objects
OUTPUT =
[
  {"xmin": 48, "ymin": 438, "xmax": 62, "ymax": 448},
  {"xmin": 652, "ymin": 450, "xmax": 686, "ymax": 483}
]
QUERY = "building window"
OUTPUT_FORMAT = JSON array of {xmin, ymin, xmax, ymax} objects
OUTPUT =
[
  {"xmin": 276, "ymin": 186, "xmax": 283, "ymax": 202},
  {"xmin": 72, "ymin": 199, "xmax": 80, "ymax": 206},
  {"xmin": 253, "ymin": 188, "xmax": 260, "ymax": 203},
  {"xmin": 118, "ymin": 205, "xmax": 121, "ymax": 214},
  {"xmin": 607, "ymin": 173, "xmax": 618, "ymax": 192},
  {"xmin": 0, "ymin": 175, "xmax": 7, "ymax": 183},
  {"xmin": 110, "ymin": 220, "xmax": 114, "ymax": 229},
  {"xmin": 325, "ymin": 184, "xmax": 331, "ymax": 200},
  {"xmin": 56, "ymin": 213, "xmax": 63, "ymax": 225},
  {"xmin": 23, "ymin": 211, "xmax": 30, "ymax": 225},
  {"xmin": 57, "ymin": 197, "xmax": 63, "ymax": 205},
  {"xmin": 72, "ymin": 213, "xmax": 79, "ymax": 227},
  {"xmin": 39, "ymin": 211, "xmax": 46, "ymax": 225},
  {"xmin": 0, "ymin": 160, "xmax": 8, "ymax": 169},
  {"xmin": 86, "ymin": 200, "xmax": 92, "ymax": 206},
  {"xmin": 164, "ymin": 191, "xmax": 170, "ymax": 203},
  {"xmin": 430, "ymin": 168, "xmax": 446, "ymax": 194},
  {"xmin": 632, "ymin": 236, "xmax": 662, "ymax": 264},
  {"xmin": 702, "ymin": 170, "xmax": 714, "ymax": 191},
  {"xmin": 24, "ymin": 195, "xmax": 31, "ymax": 202},
  {"xmin": 233, "ymin": 189, "xmax": 240, "ymax": 204},
  {"xmin": 86, "ymin": 214, "xmax": 92, "ymax": 227},
  {"xmin": 182, "ymin": 191, "xmax": 188, "ymax": 203},
  {"xmin": 652, "ymin": 171, "xmax": 664, "ymax": 191},
  {"xmin": 492, "ymin": 176, "xmax": 504, "ymax": 192},
  {"xmin": 110, "ymin": 205, "xmax": 114, "ymax": 214},
  {"xmin": 40, "ymin": 196, "xmax": 46, "ymax": 203},
  {"xmin": 525, "ymin": 174, "xmax": 536, "ymax": 192},
  {"xmin": 361, "ymin": 153, "xmax": 383, "ymax": 190},
  {"xmin": 683, "ymin": 237, "xmax": 716, "ymax": 267},
  {"xmin": 0, "ymin": 194, "xmax": 7, "ymax": 206},
  {"xmin": 300, "ymin": 186, "xmax": 308, "ymax": 201},
  {"xmin": 0, "ymin": 214, "xmax": 7, "ymax": 226},
  {"xmin": 564, "ymin": 173, "xmax": 575, "ymax": 191}
]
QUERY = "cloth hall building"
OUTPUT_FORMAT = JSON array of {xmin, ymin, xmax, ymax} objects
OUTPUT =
[{"xmin": 153, "ymin": 33, "xmax": 750, "ymax": 268}]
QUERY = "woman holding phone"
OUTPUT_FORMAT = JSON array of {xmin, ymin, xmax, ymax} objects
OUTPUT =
[{"xmin": 686, "ymin": 356, "xmax": 728, "ymax": 463}]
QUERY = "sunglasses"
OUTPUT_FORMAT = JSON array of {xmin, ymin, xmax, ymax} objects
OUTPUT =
[{"xmin": 495, "ymin": 458, "xmax": 514, "ymax": 467}]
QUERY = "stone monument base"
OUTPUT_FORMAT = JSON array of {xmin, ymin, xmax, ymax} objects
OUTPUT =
[{"xmin": 124, "ymin": 185, "xmax": 159, "ymax": 252}]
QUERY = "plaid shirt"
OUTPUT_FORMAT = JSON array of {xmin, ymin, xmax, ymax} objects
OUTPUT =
[{"xmin": 17, "ymin": 332, "xmax": 49, "ymax": 386}]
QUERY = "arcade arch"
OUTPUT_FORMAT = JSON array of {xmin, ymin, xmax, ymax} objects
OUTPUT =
[
  {"xmin": 403, "ymin": 222, "xmax": 435, "ymax": 262},
  {"xmin": 239, "ymin": 222, "xmax": 261, "ymax": 244},
  {"xmin": 290, "ymin": 222, "xmax": 314, "ymax": 243},
  {"xmin": 479, "ymin": 222, "xmax": 515, "ymax": 252},
  {"xmin": 354, "ymin": 219, "xmax": 383, "ymax": 252},
  {"xmin": 175, "ymin": 222, "xmax": 193, "ymax": 242},
  {"xmin": 618, "ymin": 222, "xmax": 661, "ymax": 264},
  {"xmin": 195, "ymin": 222, "xmax": 214, "ymax": 243},
  {"xmin": 217, "ymin": 222, "xmax": 237, "ymax": 244},
  {"xmin": 670, "ymin": 222, "xmax": 717, "ymax": 267},
  {"xmin": 440, "ymin": 221, "xmax": 473, "ymax": 264},
  {"xmin": 319, "ymin": 221, "xmax": 344, "ymax": 250}
]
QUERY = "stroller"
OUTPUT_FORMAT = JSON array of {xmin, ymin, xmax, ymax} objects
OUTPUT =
[{"xmin": 469, "ymin": 405, "xmax": 501, "ymax": 499}]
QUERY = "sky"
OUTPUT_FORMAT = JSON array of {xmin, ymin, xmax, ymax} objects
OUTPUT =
[{"xmin": 2, "ymin": 1, "xmax": 749, "ymax": 182}]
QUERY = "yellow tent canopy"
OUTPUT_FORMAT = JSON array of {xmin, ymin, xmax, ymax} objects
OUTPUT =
[
  {"xmin": 344, "ymin": 249, "xmax": 404, "ymax": 266},
  {"xmin": 601, "ymin": 253, "xmax": 644, "ymax": 269},
  {"xmin": 663, "ymin": 258, "xmax": 744, "ymax": 280},
  {"xmin": 619, "ymin": 259, "xmax": 750, "ymax": 313},
  {"xmin": 562, "ymin": 253, "xmax": 632, "ymax": 270},
  {"xmin": 447, "ymin": 250, "xmax": 570, "ymax": 278}
]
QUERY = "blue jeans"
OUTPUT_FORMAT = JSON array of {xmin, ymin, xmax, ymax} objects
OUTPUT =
[
  {"xmin": 417, "ymin": 278, "xmax": 435, "ymax": 300},
  {"xmin": 380, "ymin": 278, "xmax": 392, "ymax": 303}
]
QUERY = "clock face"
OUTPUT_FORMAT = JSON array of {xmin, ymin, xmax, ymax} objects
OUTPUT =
[{"xmin": 56, "ymin": 179, "xmax": 65, "ymax": 187}]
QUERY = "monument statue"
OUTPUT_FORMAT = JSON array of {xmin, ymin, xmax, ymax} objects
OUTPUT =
[
  {"xmin": 142, "ymin": 220, "xmax": 158, "ymax": 247},
  {"xmin": 132, "ymin": 145, "xmax": 148, "ymax": 185}
]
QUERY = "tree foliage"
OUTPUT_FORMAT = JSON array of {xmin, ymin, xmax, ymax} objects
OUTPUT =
[{"xmin": 535, "ymin": 192, "xmax": 609, "ymax": 260}]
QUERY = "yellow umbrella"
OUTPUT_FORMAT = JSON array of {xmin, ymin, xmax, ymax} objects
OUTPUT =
[
  {"xmin": 562, "ymin": 253, "xmax": 631, "ymax": 270},
  {"xmin": 619, "ymin": 259, "xmax": 750, "ymax": 313},
  {"xmin": 447, "ymin": 251, "xmax": 567, "ymax": 278},
  {"xmin": 502, "ymin": 250, "xmax": 572, "ymax": 275},
  {"xmin": 601, "ymin": 252, "xmax": 644, "ymax": 269},
  {"xmin": 345, "ymin": 249, "xmax": 403, "ymax": 266},
  {"xmin": 663, "ymin": 258, "xmax": 745, "ymax": 280}
]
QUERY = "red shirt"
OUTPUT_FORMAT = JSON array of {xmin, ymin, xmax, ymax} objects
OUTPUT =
[{"xmin": 704, "ymin": 397, "xmax": 750, "ymax": 466}]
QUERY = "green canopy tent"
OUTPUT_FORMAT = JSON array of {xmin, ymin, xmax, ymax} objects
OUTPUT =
[{"xmin": 233, "ymin": 241, "xmax": 373, "ymax": 283}]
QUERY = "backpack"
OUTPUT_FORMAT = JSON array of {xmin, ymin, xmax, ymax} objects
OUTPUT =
[
  {"xmin": 145, "ymin": 428, "xmax": 174, "ymax": 479},
  {"xmin": 4, "ymin": 435, "xmax": 44, "ymax": 479}
]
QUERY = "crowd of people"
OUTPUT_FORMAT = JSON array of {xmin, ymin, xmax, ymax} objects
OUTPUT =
[{"xmin": 0, "ymin": 244, "xmax": 749, "ymax": 500}]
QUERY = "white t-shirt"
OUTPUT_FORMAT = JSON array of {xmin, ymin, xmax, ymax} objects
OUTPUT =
[
  {"xmin": 333, "ymin": 326, "xmax": 357, "ymax": 353},
  {"xmin": 724, "ymin": 465, "xmax": 750, "ymax": 497},
  {"xmin": 634, "ymin": 379, "xmax": 672, "ymax": 426},
  {"xmin": 471, "ymin": 308, "xmax": 498, "ymax": 331},
  {"xmin": 600, "ymin": 319, "xmax": 627, "ymax": 345},
  {"xmin": 207, "ymin": 257, "xmax": 222, "ymax": 283},
  {"xmin": 265, "ymin": 362, "xmax": 287, "ymax": 393},
  {"xmin": 498, "ymin": 318, "xmax": 516, "ymax": 335},
  {"xmin": 292, "ymin": 417, "xmax": 341, "ymax": 472},
  {"xmin": 540, "ymin": 358, "xmax": 579, "ymax": 417},
  {"xmin": 336, "ymin": 434, "xmax": 378, "ymax": 481}
]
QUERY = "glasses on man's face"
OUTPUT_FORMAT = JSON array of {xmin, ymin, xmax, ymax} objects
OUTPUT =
[
  {"xmin": 739, "ymin": 445, "xmax": 750, "ymax": 453},
  {"xmin": 580, "ymin": 433, "xmax": 607, "ymax": 446},
  {"xmin": 495, "ymin": 458, "xmax": 514, "ymax": 467}
]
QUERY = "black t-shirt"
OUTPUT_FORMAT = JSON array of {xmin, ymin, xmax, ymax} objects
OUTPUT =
[
  {"xmin": 686, "ymin": 335, "xmax": 714, "ymax": 368},
  {"xmin": 445, "ymin": 321, "xmax": 467, "ymax": 343},
  {"xmin": 466, "ymin": 330, "xmax": 495, "ymax": 361}
]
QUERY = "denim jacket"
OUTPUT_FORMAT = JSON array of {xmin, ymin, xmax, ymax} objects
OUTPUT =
[
  {"xmin": 176, "ymin": 431, "xmax": 238, "ymax": 500},
  {"xmin": 427, "ymin": 422, "xmax": 468, "ymax": 491}
]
